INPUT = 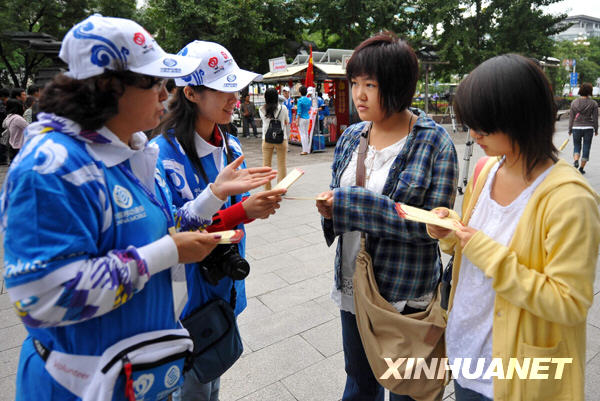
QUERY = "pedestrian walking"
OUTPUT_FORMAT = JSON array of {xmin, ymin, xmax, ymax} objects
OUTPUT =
[{"xmin": 569, "ymin": 82, "xmax": 598, "ymax": 174}]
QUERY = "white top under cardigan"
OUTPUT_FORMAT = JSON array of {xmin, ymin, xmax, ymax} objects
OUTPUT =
[
  {"xmin": 446, "ymin": 159, "xmax": 553, "ymax": 398},
  {"xmin": 330, "ymin": 135, "xmax": 433, "ymax": 314}
]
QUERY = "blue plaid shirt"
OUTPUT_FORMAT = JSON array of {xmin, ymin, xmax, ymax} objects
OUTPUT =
[{"xmin": 322, "ymin": 110, "xmax": 458, "ymax": 302}]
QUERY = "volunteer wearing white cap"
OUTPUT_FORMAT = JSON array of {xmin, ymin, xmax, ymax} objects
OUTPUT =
[
  {"xmin": 2, "ymin": 15, "xmax": 275, "ymax": 401},
  {"xmin": 281, "ymin": 86, "xmax": 294, "ymax": 125},
  {"xmin": 152, "ymin": 40, "xmax": 286, "ymax": 401}
]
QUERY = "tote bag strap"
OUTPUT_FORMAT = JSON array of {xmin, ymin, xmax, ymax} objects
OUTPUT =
[{"xmin": 355, "ymin": 123, "xmax": 371, "ymax": 188}]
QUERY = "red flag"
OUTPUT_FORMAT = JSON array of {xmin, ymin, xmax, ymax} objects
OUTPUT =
[{"xmin": 305, "ymin": 45, "xmax": 314, "ymax": 88}]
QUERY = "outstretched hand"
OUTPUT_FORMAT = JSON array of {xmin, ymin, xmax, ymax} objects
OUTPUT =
[
  {"xmin": 243, "ymin": 188, "xmax": 287, "ymax": 219},
  {"xmin": 211, "ymin": 156, "xmax": 277, "ymax": 200},
  {"xmin": 315, "ymin": 190, "xmax": 334, "ymax": 219}
]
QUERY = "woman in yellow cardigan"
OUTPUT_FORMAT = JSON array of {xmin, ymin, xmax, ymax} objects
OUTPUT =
[{"xmin": 428, "ymin": 54, "xmax": 600, "ymax": 401}]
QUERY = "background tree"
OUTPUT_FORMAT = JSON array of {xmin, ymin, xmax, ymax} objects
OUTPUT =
[
  {"xmin": 0, "ymin": 0, "xmax": 137, "ymax": 88},
  {"xmin": 140, "ymin": 0, "xmax": 302, "ymax": 73},
  {"xmin": 431, "ymin": 0, "xmax": 565, "ymax": 76}
]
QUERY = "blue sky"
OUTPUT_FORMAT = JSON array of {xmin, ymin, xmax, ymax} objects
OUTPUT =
[{"xmin": 543, "ymin": 0, "xmax": 600, "ymax": 20}]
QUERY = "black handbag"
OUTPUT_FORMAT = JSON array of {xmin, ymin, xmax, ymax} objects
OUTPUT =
[{"xmin": 181, "ymin": 285, "xmax": 243, "ymax": 383}]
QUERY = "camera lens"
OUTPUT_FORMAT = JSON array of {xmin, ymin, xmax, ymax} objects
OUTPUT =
[{"xmin": 221, "ymin": 245, "xmax": 250, "ymax": 281}]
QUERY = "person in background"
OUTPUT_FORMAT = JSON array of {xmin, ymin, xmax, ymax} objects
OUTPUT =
[
  {"xmin": 26, "ymin": 85, "xmax": 40, "ymax": 99},
  {"xmin": 163, "ymin": 78, "xmax": 177, "ymax": 112},
  {"xmin": 2, "ymin": 98, "xmax": 27, "ymax": 160},
  {"xmin": 241, "ymin": 93, "xmax": 258, "ymax": 137},
  {"xmin": 569, "ymin": 82, "xmax": 598, "ymax": 174},
  {"xmin": 0, "ymin": 87, "xmax": 9, "ymax": 165},
  {"xmin": 315, "ymin": 32, "xmax": 458, "ymax": 401},
  {"xmin": 10, "ymin": 88, "xmax": 26, "ymax": 104},
  {"xmin": 281, "ymin": 86, "xmax": 294, "ymax": 123},
  {"xmin": 2, "ymin": 15, "xmax": 275, "ymax": 401},
  {"xmin": 296, "ymin": 85, "xmax": 312, "ymax": 155},
  {"xmin": 152, "ymin": 40, "xmax": 285, "ymax": 401},
  {"xmin": 26, "ymin": 86, "xmax": 41, "ymax": 122},
  {"xmin": 22, "ymin": 96, "xmax": 37, "ymax": 124},
  {"xmin": 260, "ymin": 87, "xmax": 289, "ymax": 189},
  {"xmin": 317, "ymin": 90, "xmax": 329, "ymax": 133},
  {"xmin": 428, "ymin": 54, "xmax": 600, "ymax": 401}
]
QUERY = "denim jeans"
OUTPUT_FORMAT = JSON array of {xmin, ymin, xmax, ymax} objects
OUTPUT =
[
  {"xmin": 453, "ymin": 381, "xmax": 493, "ymax": 401},
  {"xmin": 242, "ymin": 117, "xmax": 257, "ymax": 137},
  {"xmin": 340, "ymin": 310, "xmax": 416, "ymax": 401},
  {"xmin": 572, "ymin": 128, "xmax": 594, "ymax": 161}
]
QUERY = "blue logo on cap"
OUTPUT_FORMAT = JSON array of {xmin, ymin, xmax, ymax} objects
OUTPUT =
[
  {"xmin": 163, "ymin": 58, "xmax": 177, "ymax": 67},
  {"xmin": 227, "ymin": 74, "xmax": 236, "ymax": 82}
]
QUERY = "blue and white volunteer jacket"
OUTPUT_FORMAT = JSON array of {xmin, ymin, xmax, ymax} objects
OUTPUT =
[
  {"xmin": 151, "ymin": 128, "xmax": 249, "ymax": 318},
  {"xmin": 1, "ymin": 113, "xmax": 223, "ymax": 400}
]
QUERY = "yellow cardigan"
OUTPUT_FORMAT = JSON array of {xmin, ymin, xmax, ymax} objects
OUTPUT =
[{"xmin": 438, "ymin": 158, "xmax": 600, "ymax": 401}]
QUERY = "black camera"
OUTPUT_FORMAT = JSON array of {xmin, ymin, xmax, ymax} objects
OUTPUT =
[{"xmin": 199, "ymin": 244, "xmax": 250, "ymax": 286}]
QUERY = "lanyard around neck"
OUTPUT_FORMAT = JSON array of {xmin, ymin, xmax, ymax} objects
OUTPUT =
[{"xmin": 117, "ymin": 163, "xmax": 175, "ymax": 233}]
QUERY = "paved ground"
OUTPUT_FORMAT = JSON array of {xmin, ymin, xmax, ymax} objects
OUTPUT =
[{"xmin": 1, "ymin": 119, "xmax": 599, "ymax": 400}]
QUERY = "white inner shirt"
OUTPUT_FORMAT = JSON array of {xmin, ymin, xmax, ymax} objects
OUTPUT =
[
  {"xmin": 446, "ymin": 159, "xmax": 553, "ymax": 398},
  {"xmin": 331, "ymin": 136, "xmax": 417, "ymax": 314}
]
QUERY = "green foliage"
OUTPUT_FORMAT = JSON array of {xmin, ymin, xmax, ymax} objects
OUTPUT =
[
  {"xmin": 0, "ymin": 0, "xmax": 578, "ymax": 90},
  {"xmin": 0, "ymin": 0, "xmax": 137, "ymax": 87},
  {"xmin": 432, "ymin": 0, "xmax": 565, "ymax": 76},
  {"xmin": 140, "ymin": 0, "xmax": 302, "ymax": 72},
  {"xmin": 551, "ymin": 38, "xmax": 600, "ymax": 93}
]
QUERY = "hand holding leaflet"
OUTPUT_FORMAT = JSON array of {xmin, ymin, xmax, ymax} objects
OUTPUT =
[
  {"xmin": 395, "ymin": 203, "xmax": 461, "ymax": 231},
  {"xmin": 211, "ymin": 229, "xmax": 245, "ymax": 244}
]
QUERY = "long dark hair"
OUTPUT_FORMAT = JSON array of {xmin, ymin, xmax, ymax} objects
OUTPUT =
[
  {"xmin": 152, "ymin": 86, "xmax": 235, "ymax": 183},
  {"xmin": 453, "ymin": 54, "xmax": 557, "ymax": 178},
  {"xmin": 264, "ymin": 88, "xmax": 279, "ymax": 118}
]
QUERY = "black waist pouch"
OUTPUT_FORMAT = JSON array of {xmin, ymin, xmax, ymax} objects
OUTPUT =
[{"xmin": 181, "ymin": 298, "xmax": 243, "ymax": 383}]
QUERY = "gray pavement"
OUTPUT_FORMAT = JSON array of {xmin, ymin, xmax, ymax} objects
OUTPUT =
[{"xmin": 1, "ymin": 119, "xmax": 599, "ymax": 400}]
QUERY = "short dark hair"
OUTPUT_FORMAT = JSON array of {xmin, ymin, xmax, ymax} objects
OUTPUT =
[
  {"xmin": 579, "ymin": 82, "xmax": 593, "ymax": 97},
  {"xmin": 6, "ymin": 98, "xmax": 24, "ymax": 116},
  {"xmin": 40, "ymin": 71, "xmax": 163, "ymax": 131},
  {"xmin": 165, "ymin": 79, "xmax": 176, "ymax": 93},
  {"xmin": 346, "ymin": 32, "xmax": 418, "ymax": 116},
  {"xmin": 299, "ymin": 86, "xmax": 307, "ymax": 96},
  {"xmin": 453, "ymin": 54, "xmax": 557, "ymax": 177},
  {"xmin": 24, "ymin": 96, "xmax": 36, "ymax": 109},
  {"xmin": 0, "ymin": 87, "xmax": 9, "ymax": 98},
  {"xmin": 10, "ymin": 88, "xmax": 25, "ymax": 99},
  {"xmin": 27, "ymin": 85, "xmax": 40, "ymax": 96}
]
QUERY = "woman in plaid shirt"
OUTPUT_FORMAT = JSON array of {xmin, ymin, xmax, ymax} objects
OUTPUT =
[{"xmin": 316, "ymin": 32, "xmax": 458, "ymax": 401}]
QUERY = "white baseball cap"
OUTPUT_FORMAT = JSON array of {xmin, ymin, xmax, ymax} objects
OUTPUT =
[
  {"xmin": 174, "ymin": 40, "xmax": 262, "ymax": 92},
  {"xmin": 59, "ymin": 14, "xmax": 202, "ymax": 80},
  {"xmin": 281, "ymin": 86, "xmax": 290, "ymax": 92}
]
